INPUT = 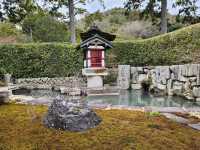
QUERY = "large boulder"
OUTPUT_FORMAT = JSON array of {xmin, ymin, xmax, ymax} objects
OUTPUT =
[
  {"xmin": 155, "ymin": 66, "xmax": 170, "ymax": 85},
  {"xmin": 193, "ymin": 87, "xmax": 200, "ymax": 98},
  {"xmin": 131, "ymin": 67, "xmax": 139, "ymax": 84},
  {"xmin": 43, "ymin": 98, "xmax": 102, "ymax": 132},
  {"xmin": 118, "ymin": 65, "xmax": 130, "ymax": 90}
]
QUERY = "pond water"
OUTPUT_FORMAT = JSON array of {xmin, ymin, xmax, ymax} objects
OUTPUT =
[
  {"xmin": 87, "ymin": 90, "xmax": 200, "ymax": 108},
  {"xmin": 12, "ymin": 89, "xmax": 200, "ymax": 108}
]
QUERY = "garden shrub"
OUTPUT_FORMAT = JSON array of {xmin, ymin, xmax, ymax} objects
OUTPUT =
[{"xmin": 0, "ymin": 43, "xmax": 82, "ymax": 78}]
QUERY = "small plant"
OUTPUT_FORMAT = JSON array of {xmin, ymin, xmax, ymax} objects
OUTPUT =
[
  {"xmin": 150, "ymin": 111, "xmax": 161, "ymax": 116},
  {"xmin": 146, "ymin": 111, "xmax": 161, "ymax": 117}
]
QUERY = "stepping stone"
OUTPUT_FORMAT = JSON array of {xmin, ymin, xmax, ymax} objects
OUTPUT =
[
  {"xmin": 162, "ymin": 113, "xmax": 189, "ymax": 124},
  {"xmin": 188, "ymin": 123, "xmax": 200, "ymax": 131},
  {"xmin": 151, "ymin": 107, "xmax": 185, "ymax": 113}
]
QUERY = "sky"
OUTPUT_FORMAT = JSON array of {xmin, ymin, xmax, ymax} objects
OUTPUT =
[
  {"xmin": 80, "ymin": 0, "xmax": 200, "ymax": 15},
  {"xmin": 83, "ymin": 0, "xmax": 126, "ymax": 13}
]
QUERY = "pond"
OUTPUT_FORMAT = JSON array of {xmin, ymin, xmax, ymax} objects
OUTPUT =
[
  {"xmin": 12, "ymin": 89, "xmax": 200, "ymax": 108},
  {"xmin": 87, "ymin": 90, "xmax": 200, "ymax": 108}
]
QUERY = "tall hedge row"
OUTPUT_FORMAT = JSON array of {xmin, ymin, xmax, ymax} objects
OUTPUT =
[
  {"xmin": 0, "ymin": 43, "xmax": 82, "ymax": 78},
  {"xmin": 1, "ymin": 23, "xmax": 200, "ymax": 78},
  {"xmin": 108, "ymin": 23, "xmax": 200, "ymax": 67}
]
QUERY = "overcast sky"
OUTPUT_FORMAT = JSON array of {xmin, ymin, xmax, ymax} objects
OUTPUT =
[{"xmin": 81, "ymin": 0, "xmax": 200, "ymax": 15}]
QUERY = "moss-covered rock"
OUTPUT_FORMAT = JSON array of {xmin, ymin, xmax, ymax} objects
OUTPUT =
[{"xmin": 43, "ymin": 98, "xmax": 101, "ymax": 132}]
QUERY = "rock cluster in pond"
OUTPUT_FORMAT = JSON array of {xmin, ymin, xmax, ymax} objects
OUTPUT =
[
  {"xmin": 43, "ymin": 98, "xmax": 102, "ymax": 132},
  {"xmin": 118, "ymin": 64, "xmax": 200, "ymax": 101}
]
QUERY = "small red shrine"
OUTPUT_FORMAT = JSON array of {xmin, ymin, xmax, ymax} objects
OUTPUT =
[{"xmin": 80, "ymin": 26, "xmax": 116, "ymax": 89}]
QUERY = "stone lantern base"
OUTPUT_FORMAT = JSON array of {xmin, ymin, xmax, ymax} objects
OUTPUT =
[
  {"xmin": 87, "ymin": 76, "xmax": 103, "ymax": 89},
  {"xmin": 82, "ymin": 68, "xmax": 108, "ymax": 90}
]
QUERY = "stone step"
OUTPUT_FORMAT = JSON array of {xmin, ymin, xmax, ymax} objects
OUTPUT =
[
  {"xmin": 188, "ymin": 123, "xmax": 200, "ymax": 131},
  {"xmin": 161, "ymin": 113, "xmax": 189, "ymax": 124}
]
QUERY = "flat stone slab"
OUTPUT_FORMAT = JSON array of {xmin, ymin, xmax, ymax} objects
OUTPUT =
[
  {"xmin": 188, "ymin": 123, "xmax": 200, "ymax": 131},
  {"xmin": 184, "ymin": 107, "xmax": 200, "ymax": 112},
  {"xmin": 149, "ymin": 107, "xmax": 186, "ymax": 113},
  {"xmin": 162, "ymin": 113, "xmax": 189, "ymax": 124},
  {"xmin": 0, "ymin": 87, "xmax": 9, "ymax": 92},
  {"xmin": 10, "ymin": 95, "xmax": 52, "ymax": 105}
]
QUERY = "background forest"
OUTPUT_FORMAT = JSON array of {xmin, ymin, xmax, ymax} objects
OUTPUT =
[{"xmin": 0, "ymin": 0, "xmax": 200, "ymax": 43}]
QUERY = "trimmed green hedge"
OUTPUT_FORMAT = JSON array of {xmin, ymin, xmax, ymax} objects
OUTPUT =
[
  {"xmin": 107, "ymin": 23, "xmax": 200, "ymax": 67},
  {"xmin": 0, "ymin": 43, "xmax": 82, "ymax": 78},
  {"xmin": 1, "ymin": 23, "xmax": 200, "ymax": 78}
]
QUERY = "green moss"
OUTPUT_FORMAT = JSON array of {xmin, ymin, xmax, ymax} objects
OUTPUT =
[
  {"xmin": 0, "ymin": 104, "xmax": 200, "ymax": 150},
  {"xmin": 147, "ymin": 111, "xmax": 161, "ymax": 117}
]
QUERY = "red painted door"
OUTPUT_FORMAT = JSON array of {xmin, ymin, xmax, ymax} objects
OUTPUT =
[{"xmin": 91, "ymin": 50, "xmax": 102, "ymax": 67}]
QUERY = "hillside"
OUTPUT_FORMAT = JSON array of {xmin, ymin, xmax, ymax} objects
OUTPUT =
[
  {"xmin": 78, "ymin": 8, "xmax": 184, "ymax": 40},
  {"xmin": 108, "ymin": 23, "xmax": 200, "ymax": 67}
]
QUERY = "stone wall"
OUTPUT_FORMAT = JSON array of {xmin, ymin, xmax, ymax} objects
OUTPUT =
[
  {"xmin": 15, "ymin": 77, "xmax": 86, "ymax": 90},
  {"xmin": 118, "ymin": 64, "xmax": 200, "ymax": 101}
]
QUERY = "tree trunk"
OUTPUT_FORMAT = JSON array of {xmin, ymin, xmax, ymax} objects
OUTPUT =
[
  {"xmin": 160, "ymin": 0, "xmax": 167, "ymax": 34},
  {"xmin": 68, "ymin": 0, "xmax": 76, "ymax": 44}
]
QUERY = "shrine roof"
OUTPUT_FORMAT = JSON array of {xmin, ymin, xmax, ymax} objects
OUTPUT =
[
  {"xmin": 80, "ymin": 34, "xmax": 113, "ymax": 49},
  {"xmin": 80, "ymin": 26, "xmax": 116, "ymax": 42}
]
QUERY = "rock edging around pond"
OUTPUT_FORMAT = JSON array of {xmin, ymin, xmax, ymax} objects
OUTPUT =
[{"xmin": 118, "ymin": 64, "xmax": 200, "ymax": 101}]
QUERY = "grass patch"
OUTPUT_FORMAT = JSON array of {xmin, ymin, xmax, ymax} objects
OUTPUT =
[{"xmin": 0, "ymin": 104, "xmax": 200, "ymax": 150}]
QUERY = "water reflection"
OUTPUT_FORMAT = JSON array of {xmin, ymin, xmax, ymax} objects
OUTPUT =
[{"xmin": 87, "ymin": 90, "xmax": 200, "ymax": 108}]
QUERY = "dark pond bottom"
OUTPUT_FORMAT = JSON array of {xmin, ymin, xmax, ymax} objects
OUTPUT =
[{"xmin": 12, "ymin": 89, "xmax": 200, "ymax": 108}]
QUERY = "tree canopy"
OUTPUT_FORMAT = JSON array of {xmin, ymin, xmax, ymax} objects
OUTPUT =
[
  {"xmin": 125, "ymin": 0, "xmax": 200, "ymax": 33},
  {"xmin": 22, "ymin": 13, "xmax": 70, "ymax": 42},
  {"xmin": 0, "ymin": 0, "xmax": 40, "ymax": 23}
]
